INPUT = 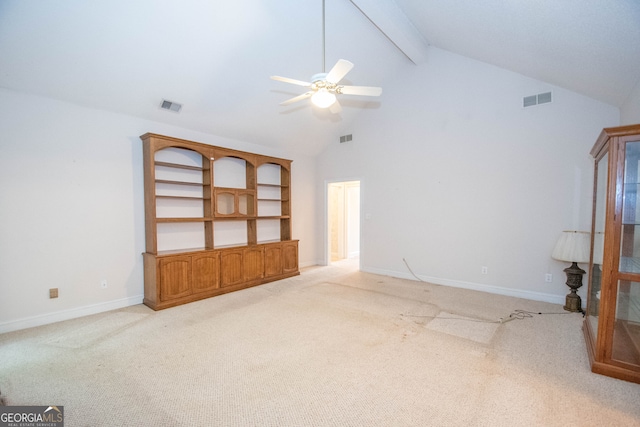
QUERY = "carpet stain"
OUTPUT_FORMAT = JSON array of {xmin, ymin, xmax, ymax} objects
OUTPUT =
[{"xmin": 425, "ymin": 311, "xmax": 499, "ymax": 344}]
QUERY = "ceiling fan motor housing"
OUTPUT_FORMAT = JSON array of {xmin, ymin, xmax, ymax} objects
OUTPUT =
[
  {"xmin": 311, "ymin": 73, "xmax": 339, "ymax": 93},
  {"xmin": 311, "ymin": 73, "xmax": 328, "ymax": 82}
]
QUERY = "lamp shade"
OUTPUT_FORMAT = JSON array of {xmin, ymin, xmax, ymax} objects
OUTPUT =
[{"xmin": 551, "ymin": 231, "xmax": 591, "ymax": 263}]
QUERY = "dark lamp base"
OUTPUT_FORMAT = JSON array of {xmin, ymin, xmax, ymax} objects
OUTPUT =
[
  {"xmin": 562, "ymin": 261, "xmax": 585, "ymax": 313},
  {"xmin": 564, "ymin": 292, "xmax": 582, "ymax": 312}
]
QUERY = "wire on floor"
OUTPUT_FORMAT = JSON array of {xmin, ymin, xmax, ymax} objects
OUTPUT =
[
  {"xmin": 402, "ymin": 258, "xmax": 427, "ymax": 282},
  {"xmin": 402, "ymin": 309, "xmax": 576, "ymax": 324},
  {"xmin": 401, "ymin": 258, "xmax": 578, "ymax": 323},
  {"xmin": 401, "ymin": 313, "xmax": 502, "ymax": 324}
]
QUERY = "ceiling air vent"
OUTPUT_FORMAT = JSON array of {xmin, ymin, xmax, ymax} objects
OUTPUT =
[
  {"xmin": 340, "ymin": 134, "xmax": 353, "ymax": 143},
  {"xmin": 537, "ymin": 91, "xmax": 552, "ymax": 104},
  {"xmin": 523, "ymin": 91, "xmax": 552, "ymax": 108},
  {"xmin": 523, "ymin": 95, "xmax": 537, "ymax": 108},
  {"xmin": 160, "ymin": 99, "xmax": 182, "ymax": 113}
]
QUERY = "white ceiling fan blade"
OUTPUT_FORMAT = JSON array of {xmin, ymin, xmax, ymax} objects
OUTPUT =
[
  {"xmin": 325, "ymin": 59, "xmax": 354, "ymax": 84},
  {"xmin": 270, "ymin": 76, "xmax": 312, "ymax": 87},
  {"xmin": 329, "ymin": 100, "xmax": 342, "ymax": 114},
  {"xmin": 339, "ymin": 85, "xmax": 382, "ymax": 96},
  {"xmin": 280, "ymin": 91, "xmax": 313, "ymax": 106}
]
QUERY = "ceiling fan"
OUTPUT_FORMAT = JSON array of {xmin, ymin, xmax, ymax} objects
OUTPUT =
[{"xmin": 270, "ymin": 0, "xmax": 382, "ymax": 114}]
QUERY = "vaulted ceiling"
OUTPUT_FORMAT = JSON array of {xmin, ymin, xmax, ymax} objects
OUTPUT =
[{"xmin": 1, "ymin": 0, "xmax": 638, "ymax": 155}]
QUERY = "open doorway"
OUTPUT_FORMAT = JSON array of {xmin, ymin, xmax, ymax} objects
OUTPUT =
[{"xmin": 327, "ymin": 181, "xmax": 360, "ymax": 267}]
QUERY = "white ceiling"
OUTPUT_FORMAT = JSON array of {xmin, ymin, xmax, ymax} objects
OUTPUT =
[{"xmin": 1, "ymin": 0, "xmax": 638, "ymax": 155}]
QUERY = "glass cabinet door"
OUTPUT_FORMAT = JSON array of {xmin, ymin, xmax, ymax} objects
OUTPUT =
[
  {"xmin": 588, "ymin": 151, "xmax": 608, "ymax": 338},
  {"xmin": 620, "ymin": 142, "xmax": 640, "ymax": 273},
  {"xmin": 612, "ymin": 141, "xmax": 640, "ymax": 366}
]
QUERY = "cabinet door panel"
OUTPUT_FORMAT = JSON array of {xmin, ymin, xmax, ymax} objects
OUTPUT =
[
  {"xmin": 264, "ymin": 245, "xmax": 283, "ymax": 277},
  {"xmin": 244, "ymin": 247, "xmax": 265, "ymax": 281},
  {"xmin": 220, "ymin": 250, "xmax": 244, "ymax": 287},
  {"xmin": 159, "ymin": 257, "xmax": 192, "ymax": 301},
  {"xmin": 192, "ymin": 252, "xmax": 220, "ymax": 293},
  {"xmin": 282, "ymin": 242, "xmax": 298, "ymax": 274}
]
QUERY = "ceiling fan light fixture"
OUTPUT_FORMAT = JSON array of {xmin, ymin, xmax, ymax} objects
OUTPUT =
[
  {"xmin": 269, "ymin": 0, "xmax": 381, "ymax": 112},
  {"xmin": 311, "ymin": 88, "xmax": 336, "ymax": 108}
]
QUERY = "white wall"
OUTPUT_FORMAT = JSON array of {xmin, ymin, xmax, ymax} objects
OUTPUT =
[
  {"xmin": 621, "ymin": 78, "xmax": 640, "ymax": 125},
  {"xmin": 317, "ymin": 47, "xmax": 620, "ymax": 305},
  {"xmin": 0, "ymin": 88, "xmax": 317, "ymax": 333},
  {"xmin": 346, "ymin": 182, "xmax": 360, "ymax": 258}
]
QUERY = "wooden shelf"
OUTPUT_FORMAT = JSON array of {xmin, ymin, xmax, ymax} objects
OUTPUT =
[
  {"xmin": 156, "ymin": 195, "xmax": 205, "ymax": 200},
  {"xmin": 155, "ymin": 217, "xmax": 212, "ymax": 223},
  {"xmin": 257, "ymin": 183, "xmax": 288, "ymax": 188},
  {"xmin": 212, "ymin": 216, "xmax": 253, "ymax": 220},
  {"xmin": 156, "ymin": 247, "xmax": 209, "ymax": 256},
  {"xmin": 155, "ymin": 161, "xmax": 204, "ymax": 171},
  {"xmin": 210, "ymin": 215, "xmax": 290, "ymax": 220},
  {"xmin": 215, "ymin": 186, "xmax": 253, "ymax": 191},
  {"xmin": 155, "ymin": 179, "xmax": 204, "ymax": 187},
  {"xmin": 257, "ymin": 239, "xmax": 282, "ymax": 244}
]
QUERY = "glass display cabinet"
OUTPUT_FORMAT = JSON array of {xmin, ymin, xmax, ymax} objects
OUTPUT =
[{"xmin": 585, "ymin": 124, "xmax": 640, "ymax": 384}]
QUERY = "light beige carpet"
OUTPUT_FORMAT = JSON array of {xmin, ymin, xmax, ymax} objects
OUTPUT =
[
  {"xmin": 424, "ymin": 311, "xmax": 500, "ymax": 344},
  {"xmin": 1, "ymin": 262, "xmax": 639, "ymax": 426}
]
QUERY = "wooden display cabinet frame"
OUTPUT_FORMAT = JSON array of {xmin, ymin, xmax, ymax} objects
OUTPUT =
[
  {"xmin": 141, "ymin": 133, "xmax": 299, "ymax": 310},
  {"xmin": 585, "ymin": 124, "xmax": 640, "ymax": 384}
]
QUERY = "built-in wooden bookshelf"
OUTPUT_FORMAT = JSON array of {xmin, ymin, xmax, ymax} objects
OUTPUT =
[{"xmin": 141, "ymin": 133, "xmax": 299, "ymax": 310}]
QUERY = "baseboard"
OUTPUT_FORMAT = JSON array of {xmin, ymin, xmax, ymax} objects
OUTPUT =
[
  {"xmin": 299, "ymin": 260, "xmax": 323, "ymax": 268},
  {"xmin": 0, "ymin": 295, "xmax": 144, "ymax": 334},
  {"xmin": 361, "ymin": 266, "xmax": 565, "ymax": 305}
]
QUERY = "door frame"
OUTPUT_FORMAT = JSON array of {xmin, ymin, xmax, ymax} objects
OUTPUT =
[{"xmin": 324, "ymin": 178, "xmax": 361, "ymax": 267}]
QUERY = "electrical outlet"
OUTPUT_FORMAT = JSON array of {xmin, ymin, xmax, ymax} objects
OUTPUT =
[
  {"xmin": 49, "ymin": 288, "xmax": 58, "ymax": 298},
  {"xmin": 545, "ymin": 273, "xmax": 553, "ymax": 283},
  {"xmin": 100, "ymin": 279, "xmax": 108, "ymax": 289},
  {"xmin": 481, "ymin": 266, "xmax": 488, "ymax": 275}
]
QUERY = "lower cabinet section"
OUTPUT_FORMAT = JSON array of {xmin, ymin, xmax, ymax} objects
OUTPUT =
[
  {"xmin": 143, "ymin": 240, "xmax": 299, "ymax": 310},
  {"xmin": 220, "ymin": 249, "xmax": 244, "ymax": 288},
  {"xmin": 158, "ymin": 255, "xmax": 193, "ymax": 301},
  {"xmin": 282, "ymin": 241, "xmax": 298, "ymax": 274},
  {"xmin": 264, "ymin": 241, "xmax": 299, "ymax": 278},
  {"xmin": 192, "ymin": 252, "xmax": 221, "ymax": 293},
  {"xmin": 243, "ymin": 246, "xmax": 265, "ymax": 282},
  {"xmin": 264, "ymin": 245, "xmax": 283, "ymax": 278}
]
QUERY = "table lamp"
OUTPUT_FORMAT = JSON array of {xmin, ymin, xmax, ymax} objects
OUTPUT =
[{"xmin": 551, "ymin": 231, "xmax": 591, "ymax": 312}]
